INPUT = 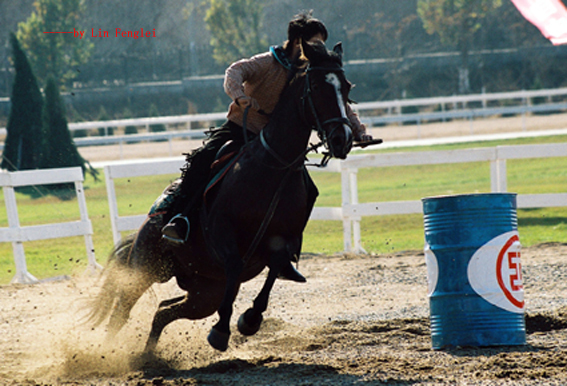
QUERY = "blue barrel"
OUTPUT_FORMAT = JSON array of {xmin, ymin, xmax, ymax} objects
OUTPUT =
[{"xmin": 422, "ymin": 193, "xmax": 526, "ymax": 349}]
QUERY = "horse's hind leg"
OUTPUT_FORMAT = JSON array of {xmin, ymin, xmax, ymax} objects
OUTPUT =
[
  {"xmin": 144, "ymin": 295, "xmax": 187, "ymax": 353},
  {"xmin": 144, "ymin": 276, "xmax": 223, "ymax": 353},
  {"xmin": 105, "ymin": 275, "xmax": 154, "ymax": 342}
]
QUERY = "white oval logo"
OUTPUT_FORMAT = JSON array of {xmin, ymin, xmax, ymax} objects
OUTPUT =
[
  {"xmin": 424, "ymin": 242, "xmax": 439, "ymax": 297},
  {"xmin": 468, "ymin": 231, "xmax": 524, "ymax": 313}
]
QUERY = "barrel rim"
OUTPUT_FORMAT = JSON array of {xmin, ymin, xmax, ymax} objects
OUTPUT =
[{"xmin": 421, "ymin": 192, "xmax": 517, "ymax": 203}]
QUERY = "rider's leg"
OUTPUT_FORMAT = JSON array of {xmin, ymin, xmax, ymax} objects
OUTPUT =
[
  {"xmin": 277, "ymin": 170, "xmax": 318, "ymax": 281},
  {"xmin": 162, "ymin": 125, "xmax": 237, "ymax": 243}
]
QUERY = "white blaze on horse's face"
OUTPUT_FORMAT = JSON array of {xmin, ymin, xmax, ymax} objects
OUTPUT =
[{"xmin": 325, "ymin": 73, "xmax": 348, "ymax": 121}]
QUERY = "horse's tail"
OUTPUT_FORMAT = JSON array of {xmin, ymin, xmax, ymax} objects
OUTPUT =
[{"xmin": 85, "ymin": 233, "xmax": 138, "ymax": 328}]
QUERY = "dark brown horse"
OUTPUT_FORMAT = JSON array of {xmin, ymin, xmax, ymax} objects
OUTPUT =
[{"xmin": 88, "ymin": 39, "xmax": 354, "ymax": 353}]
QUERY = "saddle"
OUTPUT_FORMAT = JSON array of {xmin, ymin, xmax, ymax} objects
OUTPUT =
[
  {"xmin": 203, "ymin": 140, "xmax": 244, "ymax": 204},
  {"xmin": 147, "ymin": 140, "xmax": 243, "ymax": 220}
]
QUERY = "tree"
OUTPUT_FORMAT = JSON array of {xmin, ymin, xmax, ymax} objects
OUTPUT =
[
  {"xmin": 16, "ymin": 0, "xmax": 93, "ymax": 87},
  {"xmin": 417, "ymin": 0, "xmax": 503, "ymax": 93},
  {"xmin": 149, "ymin": 103, "xmax": 166, "ymax": 134},
  {"xmin": 41, "ymin": 76, "xmax": 98, "ymax": 185},
  {"xmin": 202, "ymin": 0, "xmax": 268, "ymax": 66},
  {"xmin": 96, "ymin": 106, "xmax": 113, "ymax": 136},
  {"xmin": 1, "ymin": 33, "xmax": 44, "ymax": 172}
]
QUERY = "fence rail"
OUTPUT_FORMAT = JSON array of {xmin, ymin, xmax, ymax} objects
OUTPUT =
[
  {"xmin": 2, "ymin": 87, "xmax": 567, "ymax": 150},
  {"xmin": 340, "ymin": 142, "xmax": 567, "ymax": 252},
  {"xmin": 104, "ymin": 159, "xmax": 186, "ymax": 245},
  {"xmin": 102, "ymin": 142, "xmax": 567, "ymax": 255},
  {"xmin": 0, "ymin": 167, "xmax": 101, "ymax": 283}
]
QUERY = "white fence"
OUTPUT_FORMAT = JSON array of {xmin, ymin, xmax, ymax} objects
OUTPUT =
[
  {"xmin": 340, "ymin": 142, "xmax": 567, "ymax": 252},
  {"xmin": 103, "ymin": 157, "xmax": 343, "ymax": 243},
  {"xmin": 354, "ymin": 87, "xmax": 567, "ymax": 128},
  {"xmin": 2, "ymin": 87, "xmax": 567, "ymax": 150},
  {"xmin": 104, "ymin": 159, "xmax": 185, "ymax": 245},
  {"xmin": 103, "ymin": 142, "xmax": 567, "ymax": 254},
  {"xmin": 0, "ymin": 167, "xmax": 101, "ymax": 283}
]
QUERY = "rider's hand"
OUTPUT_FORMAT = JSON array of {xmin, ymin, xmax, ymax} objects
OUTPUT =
[
  {"xmin": 357, "ymin": 133, "xmax": 374, "ymax": 142},
  {"xmin": 236, "ymin": 96, "xmax": 260, "ymax": 112},
  {"xmin": 354, "ymin": 124, "xmax": 373, "ymax": 142}
]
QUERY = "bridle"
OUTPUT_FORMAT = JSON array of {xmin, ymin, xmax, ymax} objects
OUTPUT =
[
  {"xmin": 256, "ymin": 64, "xmax": 353, "ymax": 169},
  {"xmin": 302, "ymin": 66, "xmax": 353, "ymax": 148}
]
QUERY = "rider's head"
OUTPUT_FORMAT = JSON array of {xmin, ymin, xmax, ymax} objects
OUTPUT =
[{"xmin": 284, "ymin": 11, "xmax": 328, "ymax": 56}]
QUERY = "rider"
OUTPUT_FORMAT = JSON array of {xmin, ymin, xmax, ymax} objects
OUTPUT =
[{"xmin": 162, "ymin": 11, "xmax": 373, "ymax": 281}]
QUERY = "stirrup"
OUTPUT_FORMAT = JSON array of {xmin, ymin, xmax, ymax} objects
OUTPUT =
[{"xmin": 162, "ymin": 214, "xmax": 190, "ymax": 244}]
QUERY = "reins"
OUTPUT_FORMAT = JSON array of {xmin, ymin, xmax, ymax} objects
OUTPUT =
[{"xmin": 234, "ymin": 64, "xmax": 350, "ymax": 264}]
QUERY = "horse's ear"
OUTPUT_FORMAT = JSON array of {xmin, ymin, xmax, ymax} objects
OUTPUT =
[
  {"xmin": 333, "ymin": 42, "xmax": 343, "ymax": 58},
  {"xmin": 300, "ymin": 38, "xmax": 315, "ymax": 61}
]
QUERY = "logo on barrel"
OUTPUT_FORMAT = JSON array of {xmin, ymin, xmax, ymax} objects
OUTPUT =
[{"xmin": 468, "ymin": 231, "xmax": 524, "ymax": 313}]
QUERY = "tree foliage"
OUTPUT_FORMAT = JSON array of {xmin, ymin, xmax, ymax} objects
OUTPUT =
[
  {"xmin": 417, "ymin": 0, "xmax": 503, "ymax": 49},
  {"xmin": 1, "ymin": 33, "xmax": 44, "ymax": 172},
  {"xmin": 417, "ymin": 0, "xmax": 503, "ymax": 92},
  {"xmin": 16, "ymin": 0, "xmax": 93, "ymax": 86},
  {"xmin": 41, "ymin": 76, "xmax": 98, "ymax": 182},
  {"xmin": 202, "ymin": 0, "xmax": 268, "ymax": 65}
]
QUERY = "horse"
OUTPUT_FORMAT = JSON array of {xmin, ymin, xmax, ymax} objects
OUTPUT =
[{"xmin": 88, "ymin": 39, "xmax": 355, "ymax": 353}]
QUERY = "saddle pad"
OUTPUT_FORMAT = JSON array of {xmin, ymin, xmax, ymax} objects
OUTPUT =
[
  {"xmin": 148, "ymin": 178, "xmax": 182, "ymax": 216},
  {"xmin": 203, "ymin": 150, "xmax": 244, "ymax": 204}
]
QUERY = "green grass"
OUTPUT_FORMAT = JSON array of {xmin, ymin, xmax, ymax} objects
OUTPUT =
[{"xmin": 1, "ymin": 135, "xmax": 566, "ymax": 284}]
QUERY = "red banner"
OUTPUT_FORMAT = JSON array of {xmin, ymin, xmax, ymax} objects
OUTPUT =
[{"xmin": 510, "ymin": 0, "xmax": 567, "ymax": 45}]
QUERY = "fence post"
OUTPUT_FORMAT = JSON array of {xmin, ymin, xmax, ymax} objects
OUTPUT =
[
  {"xmin": 490, "ymin": 151, "xmax": 507, "ymax": 193},
  {"xmin": 104, "ymin": 165, "xmax": 122, "ymax": 245},
  {"xmin": 3, "ymin": 185, "xmax": 38, "ymax": 284},
  {"xmin": 75, "ymin": 179, "xmax": 102, "ymax": 274},
  {"xmin": 349, "ymin": 169, "xmax": 366, "ymax": 254},
  {"xmin": 341, "ymin": 165, "xmax": 352, "ymax": 252}
]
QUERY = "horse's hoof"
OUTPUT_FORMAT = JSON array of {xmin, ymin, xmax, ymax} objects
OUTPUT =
[
  {"xmin": 207, "ymin": 327, "xmax": 230, "ymax": 351},
  {"xmin": 238, "ymin": 308, "xmax": 263, "ymax": 336}
]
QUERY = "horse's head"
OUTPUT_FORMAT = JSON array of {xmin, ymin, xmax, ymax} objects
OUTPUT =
[{"xmin": 300, "ymin": 40, "xmax": 353, "ymax": 160}]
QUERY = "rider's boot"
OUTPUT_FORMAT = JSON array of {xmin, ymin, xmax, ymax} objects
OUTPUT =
[
  {"xmin": 278, "ymin": 261, "xmax": 306, "ymax": 283},
  {"xmin": 162, "ymin": 214, "xmax": 190, "ymax": 244}
]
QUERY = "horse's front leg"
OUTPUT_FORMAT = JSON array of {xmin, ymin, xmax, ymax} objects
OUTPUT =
[
  {"xmin": 237, "ymin": 267, "xmax": 278, "ymax": 336},
  {"xmin": 237, "ymin": 247, "xmax": 290, "ymax": 336},
  {"xmin": 207, "ymin": 255, "xmax": 243, "ymax": 351}
]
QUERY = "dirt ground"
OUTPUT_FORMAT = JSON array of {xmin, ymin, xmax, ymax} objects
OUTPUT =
[
  {"xmin": 1, "ymin": 243, "xmax": 566, "ymax": 386},
  {"xmin": 1, "ymin": 115, "xmax": 566, "ymax": 385}
]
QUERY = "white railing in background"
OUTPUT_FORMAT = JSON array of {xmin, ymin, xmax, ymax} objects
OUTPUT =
[
  {"xmin": 2, "ymin": 87, "xmax": 567, "ymax": 150},
  {"xmin": 103, "ymin": 143, "xmax": 567, "ymax": 254},
  {"xmin": 341, "ymin": 142, "xmax": 567, "ymax": 252},
  {"xmin": 103, "ymin": 158, "xmax": 341, "ymax": 244},
  {"xmin": 0, "ymin": 167, "xmax": 101, "ymax": 284},
  {"xmin": 104, "ymin": 159, "xmax": 185, "ymax": 245}
]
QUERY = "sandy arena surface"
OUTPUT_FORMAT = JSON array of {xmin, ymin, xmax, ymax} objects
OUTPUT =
[
  {"xmin": 1, "ymin": 115, "xmax": 566, "ymax": 385},
  {"xmin": 0, "ymin": 244, "xmax": 566, "ymax": 385}
]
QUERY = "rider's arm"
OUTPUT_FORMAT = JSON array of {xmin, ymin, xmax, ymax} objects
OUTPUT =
[
  {"xmin": 224, "ymin": 52, "xmax": 273, "ymax": 104},
  {"xmin": 347, "ymin": 104, "xmax": 372, "ymax": 142}
]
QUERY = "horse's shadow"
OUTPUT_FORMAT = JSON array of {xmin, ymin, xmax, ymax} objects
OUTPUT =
[{"xmin": 137, "ymin": 356, "xmax": 417, "ymax": 385}]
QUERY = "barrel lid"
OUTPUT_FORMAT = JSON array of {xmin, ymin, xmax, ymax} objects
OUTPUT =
[{"xmin": 422, "ymin": 193, "xmax": 517, "ymax": 213}]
